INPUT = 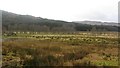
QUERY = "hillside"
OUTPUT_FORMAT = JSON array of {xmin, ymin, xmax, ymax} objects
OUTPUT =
[
  {"xmin": 74, "ymin": 21, "xmax": 119, "ymax": 26},
  {"xmin": 2, "ymin": 10, "xmax": 119, "ymax": 32}
]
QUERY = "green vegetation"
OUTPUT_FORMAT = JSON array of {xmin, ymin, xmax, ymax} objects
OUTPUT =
[
  {"xmin": 1, "ymin": 10, "xmax": 119, "ymax": 67},
  {"xmin": 2, "ymin": 32, "xmax": 119, "ymax": 67}
]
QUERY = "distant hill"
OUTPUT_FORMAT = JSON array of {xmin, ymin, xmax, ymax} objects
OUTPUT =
[
  {"xmin": 74, "ymin": 21, "xmax": 119, "ymax": 26},
  {"xmin": 1, "ymin": 10, "xmax": 119, "ymax": 32}
]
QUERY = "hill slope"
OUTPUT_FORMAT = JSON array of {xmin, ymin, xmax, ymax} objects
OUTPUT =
[
  {"xmin": 2, "ymin": 10, "xmax": 119, "ymax": 32},
  {"xmin": 74, "ymin": 21, "xmax": 118, "ymax": 26}
]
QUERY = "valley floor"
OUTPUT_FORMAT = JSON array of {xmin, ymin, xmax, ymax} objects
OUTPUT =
[{"xmin": 1, "ymin": 32, "xmax": 119, "ymax": 67}]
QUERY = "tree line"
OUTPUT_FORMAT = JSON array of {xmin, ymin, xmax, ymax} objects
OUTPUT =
[{"xmin": 2, "ymin": 10, "xmax": 119, "ymax": 33}]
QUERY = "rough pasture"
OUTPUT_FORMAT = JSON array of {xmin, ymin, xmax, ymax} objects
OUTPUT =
[{"xmin": 2, "ymin": 32, "xmax": 119, "ymax": 67}]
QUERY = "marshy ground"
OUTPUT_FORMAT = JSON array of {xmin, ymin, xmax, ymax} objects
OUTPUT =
[{"xmin": 2, "ymin": 32, "xmax": 119, "ymax": 67}]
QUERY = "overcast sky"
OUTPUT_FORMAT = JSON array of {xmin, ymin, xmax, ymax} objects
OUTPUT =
[{"xmin": 0, "ymin": 0, "xmax": 119, "ymax": 22}]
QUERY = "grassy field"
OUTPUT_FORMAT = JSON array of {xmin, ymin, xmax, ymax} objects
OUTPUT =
[{"xmin": 2, "ymin": 32, "xmax": 119, "ymax": 67}]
